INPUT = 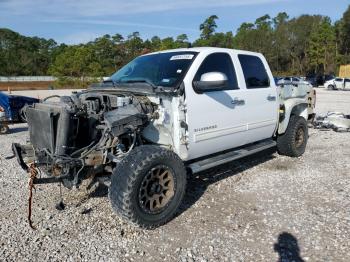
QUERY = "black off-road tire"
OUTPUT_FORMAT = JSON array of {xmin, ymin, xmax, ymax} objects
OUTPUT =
[
  {"xmin": 109, "ymin": 145, "xmax": 187, "ymax": 229},
  {"xmin": 0, "ymin": 124, "xmax": 9, "ymax": 135},
  {"xmin": 277, "ymin": 115, "xmax": 308, "ymax": 157}
]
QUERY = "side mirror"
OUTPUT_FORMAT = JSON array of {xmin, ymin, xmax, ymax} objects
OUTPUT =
[{"xmin": 193, "ymin": 72, "xmax": 228, "ymax": 93}]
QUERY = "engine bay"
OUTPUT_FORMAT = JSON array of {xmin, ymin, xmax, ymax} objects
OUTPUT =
[{"xmin": 21, "ymin": 90, "xmax": 156, "ymax": 188}]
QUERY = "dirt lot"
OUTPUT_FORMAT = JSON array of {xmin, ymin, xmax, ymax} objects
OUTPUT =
[{"xmin": 0, "ymin": 88, "xmax": 349, "ymax": 261}]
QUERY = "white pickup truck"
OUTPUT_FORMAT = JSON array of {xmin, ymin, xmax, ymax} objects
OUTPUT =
[{"xmin": 13, "ymin": 47, "xmax": 312, "ymax": 228}]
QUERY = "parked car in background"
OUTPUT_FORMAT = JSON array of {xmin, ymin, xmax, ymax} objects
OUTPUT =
[
  {"xmin": 306, "ymin": 74, "xmax": 334, "ymax": 87},
  {"xmin": 0, "ymin": 109, "xmax": 9, "ymax": 134},
  {"xmin": 277, "ymin": 76, "xmax": 311, "ymax": 87},
  {"xmin": 0, "ymin": 92, "xmax": 39, "ymax": 134},
  {"xmin": 325, "ymin": 77, "xmax": 350, "ymax": 90},
  {"xmin": 305, "ymin": 76, "xmax": 318, "ymax": 87},
  {"xmin": 274, "ymin": 77, "xmax": 282, "ymax": 85}
]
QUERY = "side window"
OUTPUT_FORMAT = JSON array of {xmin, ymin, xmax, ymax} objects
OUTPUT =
[
  {"xmin": 238, "ymin": 54, "xmax": 270, "ymax": 89},
  {"xmin": 193, "ymin": 52, "xmax": 238, "ymax": 91}
]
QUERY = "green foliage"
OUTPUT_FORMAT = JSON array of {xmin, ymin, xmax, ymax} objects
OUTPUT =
[
  {"xmin": 175, "ymin": 34, "xmax": 190, "ymax": 48},
  {"xmin": 48, "ymin": 45, "xmax": 103, "ymax": 87},
  {"xmin": 339, "ymin": 5, "xmax": 350, "ymax": 62},
  {"xmin": 307, "ymin": 17, "xmax": 336, "ymax": 73},
  {"xmin": 199, "ymin": 15, "xmax": 219, "ymax": 40},
  {"xmin": 1, "ymin": 4, "xmax": 350, "ymax": 85},
  {"xmin": 233, "ymin": 13, "xmax": 340, "ymax": 76},
  {"xmin": 0, "ymin": 28, "xmax": 57, "ymax": 76}
]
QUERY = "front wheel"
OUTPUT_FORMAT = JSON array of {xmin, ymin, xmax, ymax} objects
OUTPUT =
[
  {"xmin": 277, "ymin": 115, "xmax": 308, "ymax": 157},
  {"xmin": 109, "ymin": 145, "xmax": 187, "ymax": 229}
]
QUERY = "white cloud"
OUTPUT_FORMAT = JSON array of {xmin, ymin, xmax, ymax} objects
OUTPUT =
[
  {"xmin": 58, "ymin": 31, "xmax": 101, "ymax": 45},
  {"xmin": 44, "ymin": 18, "xmax": 198, "ymax": 32},
  {"xmin": 1, "ymin": 0, "xmax": 286, "ymax": 17}
]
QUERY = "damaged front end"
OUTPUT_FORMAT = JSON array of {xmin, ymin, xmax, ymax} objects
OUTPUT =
[{"xmin": 13, "ymin": 89, "xmax": 156, "ymax": 188}]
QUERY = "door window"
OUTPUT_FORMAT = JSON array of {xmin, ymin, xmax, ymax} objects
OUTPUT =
[
  {"xmin": 238, "ymin": 54, "xmax": 270, "ymax": 89},
  {"xmin": 193, "ymin": 52, "xmax": 238, "ymax": 91}
]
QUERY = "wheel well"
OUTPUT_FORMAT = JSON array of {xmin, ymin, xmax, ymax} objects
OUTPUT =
[
  {"xmin": 290, "ymin": 103, "xmax": 308, "ymax": 120},
  {"xmin": 278, "ymin": 102, "xmax": 308, "ymax": 135}
]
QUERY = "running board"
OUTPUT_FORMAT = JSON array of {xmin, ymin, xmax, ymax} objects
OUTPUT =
[{"xmin": 188, "ymin": 139, "xmax": 276, "ymax": 174}]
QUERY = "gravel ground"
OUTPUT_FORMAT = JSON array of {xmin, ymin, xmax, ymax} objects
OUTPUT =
[
  {"xmin": 315, "ymin": 88, "xmax": 350, "ymax": 114},
  {"xmin": 0, "ymin": 88, "xmax": 349, "ymax": 261}
]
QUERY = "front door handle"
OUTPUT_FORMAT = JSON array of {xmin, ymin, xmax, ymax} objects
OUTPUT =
[
  {"xmin": 267, "ymin": 95, "xmax": 276, "ymax": 101},
  {"xmin": 231, "ymin": 98, "xmax": 245, "ymax": 106}
]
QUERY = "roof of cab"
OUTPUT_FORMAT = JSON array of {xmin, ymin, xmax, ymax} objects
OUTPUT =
[{"xmin": 145, "ymin": 47, "xmax": 263, "ymax": 57}]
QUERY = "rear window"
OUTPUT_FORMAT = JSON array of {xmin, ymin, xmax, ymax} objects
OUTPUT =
[{"xmin": 238, "ymin": 54, "xmax": 270, "ymax": 89}]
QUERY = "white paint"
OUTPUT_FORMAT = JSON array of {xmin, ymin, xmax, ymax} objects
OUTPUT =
[
  {"xmin": 181, "ymin": 48, "xmax": 278, "ymax": 160},
  {"xmin": 127, "ymin": 47, "xmax": 308, "ymax": 161}
]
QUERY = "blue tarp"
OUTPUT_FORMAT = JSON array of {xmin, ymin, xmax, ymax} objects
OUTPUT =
[
  {"xmin": 0, "ymin": 92, "xmax": 39, "ymax": 121},
  {"xmin": 0, "ymin": 92, "xmax": 11, "ymax": 119}
]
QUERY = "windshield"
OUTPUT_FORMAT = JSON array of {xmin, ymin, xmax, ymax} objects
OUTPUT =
[{"xmin": 110, "ymin": 51, "xmax": 198, "ymax": 88}]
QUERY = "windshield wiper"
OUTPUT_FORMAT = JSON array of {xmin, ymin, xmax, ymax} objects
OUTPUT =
[
  {"xmin": 103, "ymin": 79, "xmax": 116, "ymax": 87},
  {"xmin": 124, "ymin": 79, "xmax": 157, "ymax": 89}
]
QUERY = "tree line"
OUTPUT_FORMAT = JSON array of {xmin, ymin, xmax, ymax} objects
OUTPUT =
[{"xmin": 0, "ymin": 5, "xmax": 349, "ymax": 86}]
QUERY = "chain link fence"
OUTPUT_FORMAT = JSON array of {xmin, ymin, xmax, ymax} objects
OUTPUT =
[{"xmin": 0, "ymin": 76, "xmax": 57, "ymax": 82}]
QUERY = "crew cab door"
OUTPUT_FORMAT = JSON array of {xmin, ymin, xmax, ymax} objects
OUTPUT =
[
  {"xmin": 184, "ymin": 52, "xmax": 250, "ymax": 159},
  {"xmin": 236, "ymin": 54, "xmax": 278, "ymax": 144}
]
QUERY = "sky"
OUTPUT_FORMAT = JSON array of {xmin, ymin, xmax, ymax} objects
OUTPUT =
[{"xmin": 0, "ymin": 0, "xmax": 349, "ymax": 44}]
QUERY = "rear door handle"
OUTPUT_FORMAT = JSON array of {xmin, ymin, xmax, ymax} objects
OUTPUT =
[
  {"xmin": 231, "ymin": 98, "xmax": 245, "ymax": 106},
  {"xmin": 267, "ymin": 95, "xmax": 276, "ymax": 101}
]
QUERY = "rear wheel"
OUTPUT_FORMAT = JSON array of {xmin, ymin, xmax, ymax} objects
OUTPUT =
[
  {"xmin": 277, "ymin": 115, "xmax": 308, "ymax": 157},
  {"xmin": 109, "ymin": 145, "xmax": 187, "ymax": 228}
]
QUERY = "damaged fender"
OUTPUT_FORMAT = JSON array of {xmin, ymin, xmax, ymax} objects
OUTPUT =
[{"xmin": 278, "ymin": 99, "xmax": 308, "ymax": 134}]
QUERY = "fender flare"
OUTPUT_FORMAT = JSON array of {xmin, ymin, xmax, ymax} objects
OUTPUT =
[{"xmin": 278, "ymin": 99, "xmax": 308, "ymax": 134}]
